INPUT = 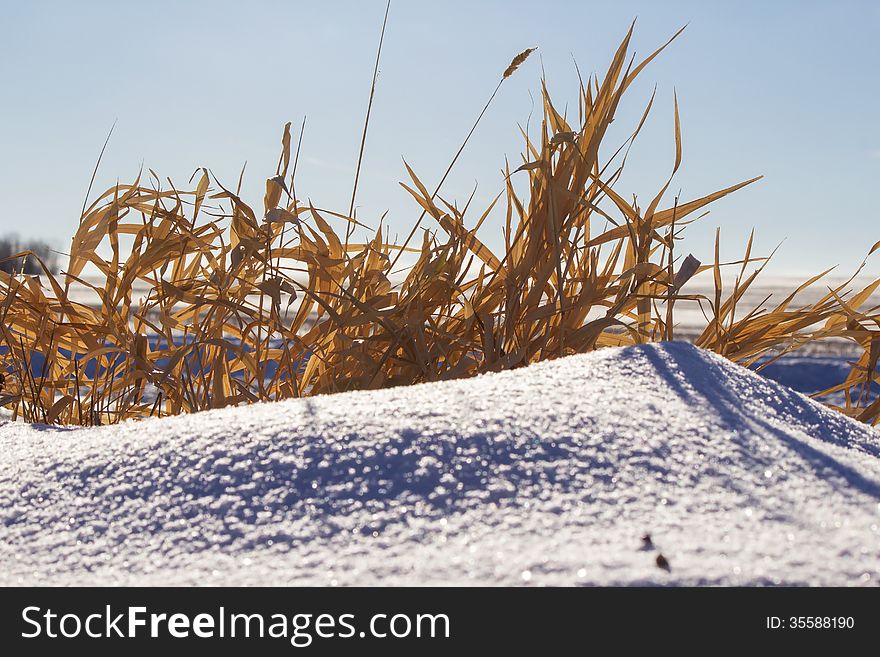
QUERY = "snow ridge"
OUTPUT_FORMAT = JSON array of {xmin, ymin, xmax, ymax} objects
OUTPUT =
[{"xmin": 1, "ymin": 342, "xmax": 879, "ymax": 585}]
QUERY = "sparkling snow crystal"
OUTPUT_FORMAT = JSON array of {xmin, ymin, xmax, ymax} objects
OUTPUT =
[{"xmin": 1, "ymin": 342, "xmax": 879, "ymax": 585}]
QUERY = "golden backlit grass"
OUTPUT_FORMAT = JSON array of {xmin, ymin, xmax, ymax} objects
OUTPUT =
[{"xmin": 2, "ymin": 25, "xmax": 880, "ymax": 427}]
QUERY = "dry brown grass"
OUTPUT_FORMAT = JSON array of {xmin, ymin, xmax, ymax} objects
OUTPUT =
[{"xmin": 2, "ymin": 25, "xmax": 880, "ymax": 427}]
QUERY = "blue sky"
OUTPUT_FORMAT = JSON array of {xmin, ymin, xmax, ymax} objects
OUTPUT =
[{"xmin": 1, "ymin": 0, "xmax": 877, "ymax": 275}]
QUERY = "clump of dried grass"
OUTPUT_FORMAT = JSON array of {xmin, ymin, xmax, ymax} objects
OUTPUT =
[{"xmin": 2, "ymin": 25, "xmax": 879, "ymax": 427}]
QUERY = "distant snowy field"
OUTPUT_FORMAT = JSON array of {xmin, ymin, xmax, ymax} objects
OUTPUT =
[{"xmin": 1, "ymin": 342, "xmax": 879, "ymax": 586}]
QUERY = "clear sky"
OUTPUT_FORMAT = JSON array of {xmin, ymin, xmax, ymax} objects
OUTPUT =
[{"xmin": 1, "ymin": 0, "xmax": 877, "ymax": 276}]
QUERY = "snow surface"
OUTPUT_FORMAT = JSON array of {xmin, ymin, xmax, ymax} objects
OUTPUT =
[
  {"xmin": 2, "ymin": 342, "xmax": 880, "ymax": 586},
  {"xmin": 756, "ymin": 354, "xmax": 876, "ymax": 407}
]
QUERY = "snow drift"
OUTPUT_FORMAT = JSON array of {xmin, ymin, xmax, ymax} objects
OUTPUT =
[{"xmin": 2, "ymin": 342, "xmax": 879, "ymax": 586}]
